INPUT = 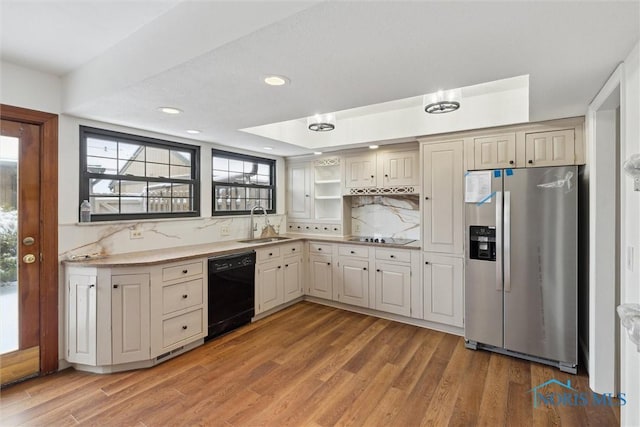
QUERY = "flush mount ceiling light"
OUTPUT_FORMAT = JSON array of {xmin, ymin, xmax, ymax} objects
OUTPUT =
[
  {"xmin": 423, "ymin": 89, "xmax": 461, "ymax": 114},
  {"xmin": 307, "ymin": 113, "xmax": 336, "ymax": 132},
  {"xmin": 186, "ymin": 129, "xmax": 201, "ymax": 134},
  {"xmin": 264, "ymin": 75, "xmax": 290, "ymax": 86},
  {"xmin": 158, "ymin": 107, "xmax": 182, "ymax": 115}
]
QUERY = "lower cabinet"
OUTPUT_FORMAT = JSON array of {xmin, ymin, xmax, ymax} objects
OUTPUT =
[
  {"xmin": 111, "ymin": 274, "xmax": 150, "ymax": 364},
  {"xmin": 255, "ymin": 245, "xmax": 303, "ymax": 314},
  {"xmin": 283, "ymin": 254, "xmax": 303, "ymax": 302},
  {"xmin": 335, "ymin": 258, "xmax": 369, "ymax": 308},
  {"xmin": 308, "ymin": 253, "xmax": 333, "ymax": 299},
  {"xmin": 375, "ymin": 261, "xmax": 411, "ymax": 316},
  {"xmin": 66, "ymin": 270, "xmax": 97, "ymax": 365},
  {"xmin": 423, "ymin": 253, "xmax": 464, "ymax": 327},
  {"xmin": 256, "ymin": 259, "xmax": 284, "ymax": 314}
]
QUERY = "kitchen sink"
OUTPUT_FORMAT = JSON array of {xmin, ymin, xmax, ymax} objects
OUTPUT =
[{"xmin": 237, "ymin": 236, "xmax": 291, "ymax": 244}]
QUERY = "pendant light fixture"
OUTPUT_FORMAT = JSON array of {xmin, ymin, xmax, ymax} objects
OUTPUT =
[
  {"xmin": 424, "ymin": 89, "xmax": 461, "ymax": 114},
  {"xmin": 307, "ymin": 113, "xmax": 336, "ymax": 132}
]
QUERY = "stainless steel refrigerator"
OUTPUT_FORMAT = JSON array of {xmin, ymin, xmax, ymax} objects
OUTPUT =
[{"xmin": 464, "ymin": 166, "xmax": 578, "ymax": 373}]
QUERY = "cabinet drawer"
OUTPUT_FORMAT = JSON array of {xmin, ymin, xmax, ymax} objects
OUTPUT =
[
  {"xmin": 310, "ymin": 242, "xmax": 333, "ymax": 254},
  {"xmin": 162, "ymin": 261, "xmax": 203, "ymax": 282},
  {"xmin": 256, "ymin": 247, "xmax": 281, "ymax": 262},
  {"xmin": 376, "ymin": 248, "xmax": 411, "ymax": 263},
  {"xmin": 162, "ymin": 278, "xmax": 203, "ymax": 315},
  {"xmin": 162, "ymin": 309, "xmax": 203, "ymax": 348},
  {"xmin": 338, "ymin": 245, "xmax": 369, "ymax": 258},
  {"xmin": 281, "ymin": 242, "xmax": 303, "ymax": 256}
]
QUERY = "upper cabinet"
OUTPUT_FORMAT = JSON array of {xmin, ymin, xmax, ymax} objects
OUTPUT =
[
  {"xmin": 463, "ymin": 117, "xmax": 584, "ymax": 171},
  {"xmin": 344, "ymin": 147, "xmax": 419, "ymax": 191},
  {"xmin": 287, "ymin": 162, "xmax": 312, "ymax": 219},
  {"xmin": 524, "ymin": 129, "xmax": 575, "ymax": 167},
  {"xmin": 473, "ymin": 134, "xmax": 516, "ymax": 170}
]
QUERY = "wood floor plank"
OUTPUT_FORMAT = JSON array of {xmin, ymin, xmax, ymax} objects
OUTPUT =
[{"xmin": 0, "ymin": 302, "xmax": 619, "ymax": 426}]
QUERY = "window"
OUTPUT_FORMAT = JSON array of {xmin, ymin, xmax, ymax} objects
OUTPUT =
[
  {"xmin": 80, "ymin": 126, "xmax": 200, "ymax": 221},
  {"xmin": 212, "ymin": 149, "xmax": 275, "ymax": 216}
]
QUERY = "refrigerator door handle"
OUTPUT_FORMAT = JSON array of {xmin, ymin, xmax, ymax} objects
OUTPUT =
[
  {"xmin": 504, "ymin": 191, "xmax": 511, "ymax": 292},
  {"xmin": 495, "ymin": 191, "xmax": 503, "ymax": 291}
]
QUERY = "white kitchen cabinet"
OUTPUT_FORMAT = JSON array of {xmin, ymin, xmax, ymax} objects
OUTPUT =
[
  {"xmin": 111, "ymin": 274, "xmax": 150, "ymax": 364},
  {"xmin": 344, "ymin": 154, "xmax": 377, "ymax": 188},
  {"xmin": 66, "ymin": 271, "xmax": 97, "ymax": 365},
  {"xmin": 473, "ymin": 133, "xmax": 516, "ymax": 169},
  {"xmin": 375, "ymin": 261, "xmax": 411, "ymax": 317},
  {"xmin": 525, "ymin": 129, "xmax": 575, "ymax": 167},
  {"xmin": 308, "ymin": 253, "xmax": 333, "ymax": 299},
  {"xmin": 423, "ymin": 253, "xmax": 464, "ymax": 327},
  {"xmin": 335, "ymin": 258, "xmax": 369, "ymax": 308},
  {"xmin": 256, "ymin": 259, "xmax": 284, "ymax": 313},
  {"xmin": 283, "ymin": 254, "xmax": 303, "ymax": 303},
  {"xmin": 287, "ymin": 162, "xmax": 312, "ymax": 219},
  {"xmin": 422, "ymin": 140, "xmax": 464, "ymax": 255},
  {"xmin": 380, "ymin": 150, "xmax": 419, "ymax": 187}
]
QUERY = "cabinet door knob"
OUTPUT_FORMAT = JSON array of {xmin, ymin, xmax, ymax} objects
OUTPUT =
[
  {"xmin": 370, "ymin": 175, "xmax": 374, "ymax": 179},
  {"xmin": 384, "ymin": 174, "xmax": 389, "ymax": 178},
  {"xmin": 425, "ymin": 261, "xmax": 430, "ymax": 265},
  {"xmin": 269, "ymin": 253, "xmax": 273, "ymax": 256},
  {"xmin": 327, "ymin": 262, "xmax": 331, "ymax": 266},
  {"xmin": 425, "ymin": 197, "xmax": 430, "ymax": 200},
  {"xmin": 376, "ymin": 269, "xmax": 381, "ymax": 272},
  {"xmin": 113, "ymin": 284, "xmax": 118, "ymax": 289},
  {"xmin": 363, "ymin": 267, "xmax": 367, "ymax": 271},
  {"xmin": 350, "ymin": 250, "xmax": 355, "ymax": 254},
  {"xmin": 182, "ymin": 269, "xmax": 188, "ymax": 274},
  {"xmin": 305, "ymin": 194, "xmax": 310, "ymax": 197},
  {"xmin": 509, "ymin": 160, "xmax": 514, "ymax": 165},
  {"xmin": 278, "ymin": 265, "xmax": 282, "ymax": 269},
  {"xmin": 292, "ymin": 248, "xmax": 296, "ymax": 251},
  {"xmin": 285, "ymin": 264, "xmax": 289, "ymax": 268},
  {"xmin": 182, "ymin": 294, "xmax": 188, "ymax": 299},
  {"xmin": 528, "ymin": 160, "xmax": 534, "ymax": 164},
  {"xmin": 182, "ymin": 325, "xmax": 188, "ymax": 330},
  {"xmin": 89, "ymin": 284, "xmax": 95, "ymax": 288},
  {"xmin": 318, "ymin": 248, "xmax": 322, "ymax": 251},
  {"xmin": 390, "ymin": 255, "xmax": 395, "ymax": 258}
]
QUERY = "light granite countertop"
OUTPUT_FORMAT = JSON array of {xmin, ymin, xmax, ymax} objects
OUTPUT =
[{"xmin": 62, "ymin": 233, "xmax": 421, "ymax": 267}]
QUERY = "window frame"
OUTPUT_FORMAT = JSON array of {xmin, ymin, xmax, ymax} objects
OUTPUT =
[
  {"xmin": 211, "ymin": 148, "xmax": 276, "ymax": 216},
  {"xmin": 79, "ymin": 126, "xmax": 201, "ymax": 222}
]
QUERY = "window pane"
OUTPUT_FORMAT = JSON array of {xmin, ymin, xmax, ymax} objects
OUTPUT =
[
  {"xmin": 171, "ymin": 183, "xmax": 191, "ymax": 198},
  {"xmin": 171, "ymin": 150, "xmax": 191, "ymax": 165},
  {"xmin": 229, "ymin": 171, "xmax": 245, "ymax": 184},
  {"xmin": 147, "ymin": 146, "xmax": 169, "ymax": 164},
  {"xmin": 172, "ymin": 197, "xmax": 192, "ymax": 212},
  {"xmin": 119, "ymin": 143, "xmax": 143, "ymax": 161},
  {"xmin": 229, "ymin": 159, "xmax": 243, "ymax": 173},
  {"xmin": 170, "ymin": 165, "xmax": 191, "ymax": 179},
  {"xmin": 149, "ymin": 197, "xmax": 171, "ymax": 212},
  {"xmin": 121, "ymin": 197, "xmax": 147, "ymax": 213},
  {"xmin": 257, "ymin": 164, "xmax": 270, "ymax": 175},
  {"xmin": 87, "ymin": 138, "xmax": 117, "ymax": 158},
  {"xmin": 213, "ymin": 157, "xmax": 228, "ymax": 171},
  {"xmin": 146, "ymin": 163, "xmax": 169, "ymax": 178},
  {"xmin": 213, "ymin": 170, "xmax": 229, "ymax": 183},
  {"xmin": 256, "ymin": 174, "xmax": 271, "ymax": 185},
  {"xmin": 90, "ymin": 179, "xmax": 118, "ymax": 196},
  {"xmin": 121, "ymin": 180, "xmax": 147, "ymax": 196},
  {"xmin": 90, "ymin": 196, "xmax": 119, "ymax": 214},
  {"xmin": 244, "ymin": 161, "xmax": 257, "ymax": 174},
  {"xmin": 147, "ymin": 182, "xmax": 171, "ymax": 197},
  {"xmin": 260, "ymin": 188, "xmax": 271, "ymax": 199},
  {"xmin": 118, "ymin": 160, "xmax": 145, "ymax": 177},
  {"xmin": 87, "ymin": 156, "xmax": 117, "ymax": 174}
]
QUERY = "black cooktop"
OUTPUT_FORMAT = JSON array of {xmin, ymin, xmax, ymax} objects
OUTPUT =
[{"xmin": 347, "ymin": 236, "xmax": 416, "ymax": 245}]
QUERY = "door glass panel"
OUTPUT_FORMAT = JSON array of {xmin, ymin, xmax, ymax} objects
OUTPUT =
[{"xmin": 0, "ymin": 135, "xmax": 19, "ymax": 354}]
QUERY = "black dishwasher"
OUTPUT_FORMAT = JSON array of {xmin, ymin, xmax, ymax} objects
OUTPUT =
[{"xmin": 207, "ymin": 251, "xmax": 256, "ymax": 340}]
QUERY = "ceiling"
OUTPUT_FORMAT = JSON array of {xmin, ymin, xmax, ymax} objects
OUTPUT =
[{"xmin": 1, "ymin": 1, "xmax": 639, "ymax": 157}]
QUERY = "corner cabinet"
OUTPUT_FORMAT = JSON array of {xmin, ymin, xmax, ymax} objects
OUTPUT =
[
  {"xmin": 255, "ymin": 242, "xmax": 303, "ymax": 315},
  {"xmin": 65, "ymin": 259, "xmax": 207, "ymax": 373}
]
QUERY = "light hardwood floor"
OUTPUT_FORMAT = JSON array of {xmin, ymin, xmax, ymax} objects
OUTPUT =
[{"xmin": 0, "ymin": 302, "xmax": 620, "ymax": 426}]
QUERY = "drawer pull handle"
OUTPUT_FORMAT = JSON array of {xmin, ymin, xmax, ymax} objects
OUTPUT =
[
  {"xmin": 370, "ymin": 175, "xmax": 374, "ymax": 179},
  {"xmin": 385, "ymin": 174, "xmax": 389, "ymax": 178},
  {"xmin": 318, "ymin": 248, "xmax": 322, "ymax": 251},
  {"xmin": 390, "ymin": 255, "xmax": 395, "ymax": 258},
  {"xmin": 269, "ymin": 253, "xmax": 273, "ymax": 256},
  {"xmin": 425, "ymin": 196, "xmax": 430, "ymax": 200},
  {"xmin": 292, "ymin": 248, "xmax": 296, "ymax": 251},
  {"xmin": 528, "ymin": 160, "xmax": 534, "ymax": 164},
  {"xmin": 182, "ymin": 269, "xmax": 188, "ymax": 274},
  {"xmin": 182, "ymin": 325, "xmax": 188, "ymax": 330},
  {"xmin": 89, "ymin": 284, "xmax": 95, "ymax": 288},
  {"xmin": 376, "ymin": 269, "xmax": 381, "ymax": 272},
  {"xmin": 285, "ymin": 264, "xmax": 289, "ymax": 268},
  {"xmin": 113, "ymin": 285, "xmax": 118, "ymax": 289},
  {"xmin": 182, "ymin": 294, "xmax": 188, "ymax": 299},
  {"xmin": 509, "ymin": 160, "xmax": 514, "ymax": 165},
  {"xmin": 350, "ymin": 250, "xmax": 355, "ymax": 254}
]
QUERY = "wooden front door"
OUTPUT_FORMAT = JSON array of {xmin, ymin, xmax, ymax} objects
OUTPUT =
[{"xmin": 0, "ymin": 105, "xmax": 58, "ymax": 386}]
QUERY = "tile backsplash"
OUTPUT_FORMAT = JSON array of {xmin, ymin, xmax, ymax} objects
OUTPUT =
[{"xmin": 351, "ymin": 195, "xmax": 420, "ymax": 240}]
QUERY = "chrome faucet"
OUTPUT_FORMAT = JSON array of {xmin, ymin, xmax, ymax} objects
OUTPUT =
[{"xmin": 250, "ymin": 205, "xmax": 269, "ymax": 238}]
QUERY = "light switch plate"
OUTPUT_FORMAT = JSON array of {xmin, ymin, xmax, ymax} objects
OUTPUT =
[{"xmin": 129, "ymin": 229, "xmax": 143, "ymax": 239}]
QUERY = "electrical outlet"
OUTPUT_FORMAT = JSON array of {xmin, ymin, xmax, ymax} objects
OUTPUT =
[
  {"xmin": 220, "ymin": 225, "xmax": 230, "ymax": 236},
  {"xmin": 354, "ymin": 223, "xmax": 361, "ymax": 233},
  {"xmin": 130, "ymin": 229, "xmax": 143, "ymax": 239}
]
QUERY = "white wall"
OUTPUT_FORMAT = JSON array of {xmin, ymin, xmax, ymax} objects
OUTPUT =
[
  {"xmin": 620, "ymin": 40, "xmax": 640, "ymax": 427},
  {"xmin": 0, "ymin": 61, "xmax": 62, "ymax": 113}
]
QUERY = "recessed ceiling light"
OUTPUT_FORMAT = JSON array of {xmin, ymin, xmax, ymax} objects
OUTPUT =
[
  {"xmin": 264, "ymin": 75, "xmax": 290, "ymax": 86},
  {"xmin": 186, "ymin": 129, "xmax": 201, "ymax": 134},
  {"xmin": 158, "ymin": 107, "xmax": 182, "ymax": 115},
  {"xmin": 263, "ymin": 146, "xmax": 273, "ymax": 150},
  {"xmin": 314, "ymin": 151, "xmax": 323, "ymax": 155},
  {"xmin": 369, "ymin": 145, "xmax": 379, "ymax": 149}
]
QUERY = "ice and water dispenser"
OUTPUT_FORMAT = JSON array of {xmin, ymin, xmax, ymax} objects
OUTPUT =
[{"xmin": 469, "ymin": 226, "xmax": 496, "ymax": 261}]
